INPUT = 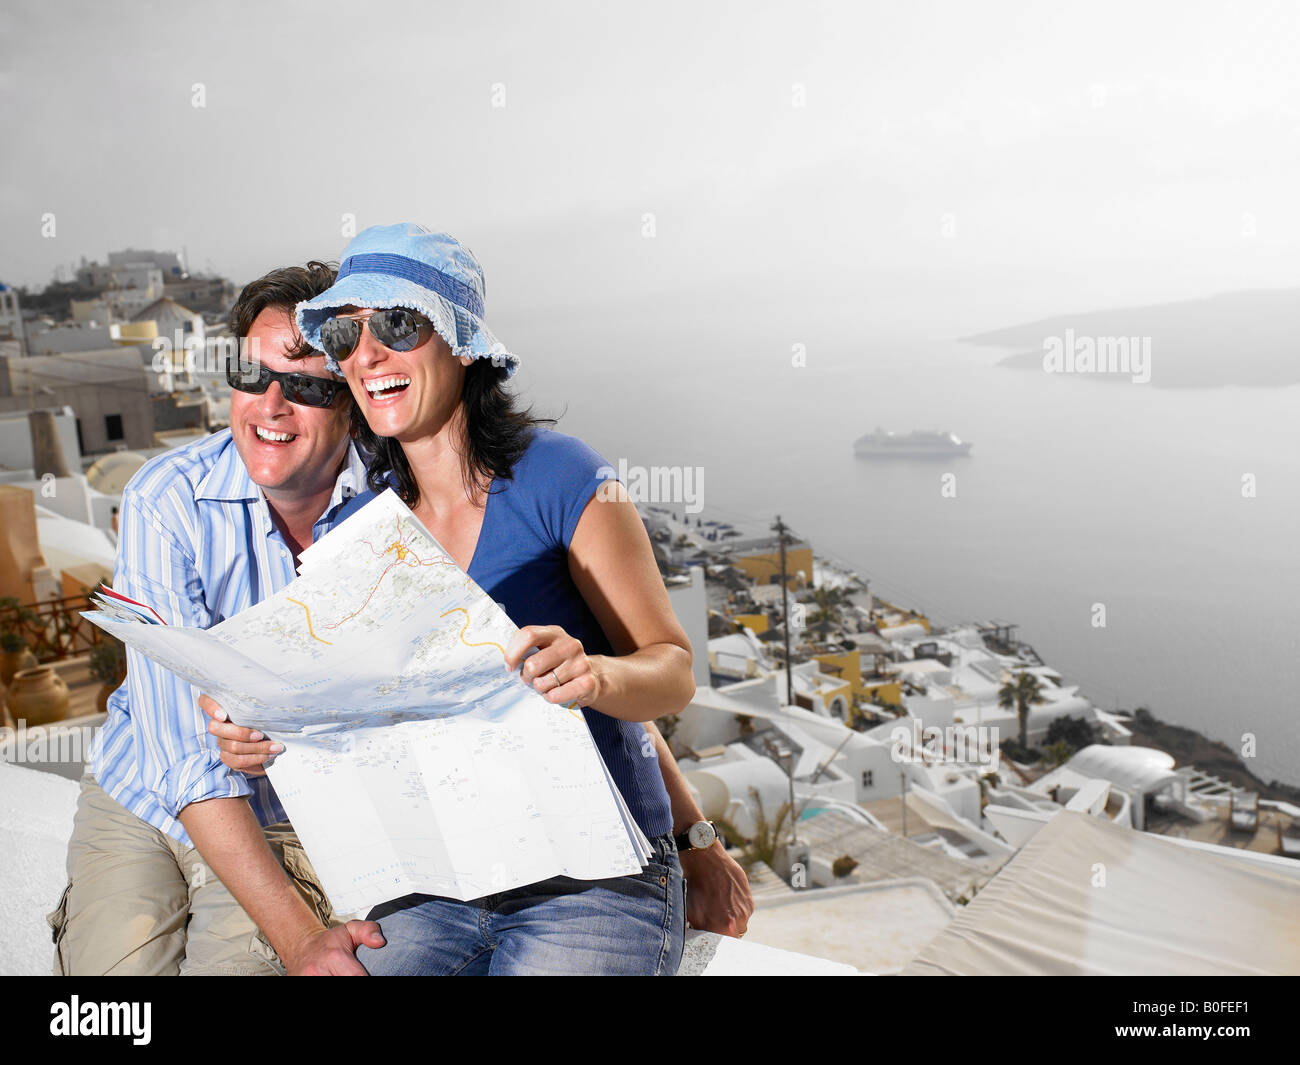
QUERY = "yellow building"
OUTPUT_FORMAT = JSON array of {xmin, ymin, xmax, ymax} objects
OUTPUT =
[
  {"xmin": 813, "ymin": 648, "xmax": 903, "ymax": 724},
  {"xmin": 797, "ymin": 652, "xmax": 854, "ymax": 720},
  {"xmin": 734, "ymin": 544, "xmax": 814, "ymax": 590},
  {"xmin": 873, "ymin": 597, "xmax": 931, "ymax": 635},
  {"xmin": 732, "ymin": 612, "xmax": 768, "ymax": 634},
  {"xmin": 860, "ymin": 677, "xmax": 903, "ymax": 708},
  {"xmin": 112, "ymin": 321, "xmax": 158, "ymax": 346},
  {"xmin": 813, "ymin": 650, "xmax": 860, "ymax": 692}
]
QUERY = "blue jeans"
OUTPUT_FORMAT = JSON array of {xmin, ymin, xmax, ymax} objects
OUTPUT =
[{"xmin": 357, "ymin": 833, "xmax": 686, "ymax": 975}]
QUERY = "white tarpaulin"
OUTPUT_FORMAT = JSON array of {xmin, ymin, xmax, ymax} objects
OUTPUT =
[{"xmin": 902, "ymin": 810, "xmax": 1300, "ymax": 975}]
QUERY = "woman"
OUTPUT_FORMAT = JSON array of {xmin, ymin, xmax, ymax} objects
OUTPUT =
[{"xmin": 293, "ymin": 223, "xmax": 695, "ymax": 975}]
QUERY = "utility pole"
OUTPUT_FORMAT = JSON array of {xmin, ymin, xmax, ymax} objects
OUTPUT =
[
  {"xmin": 772, "ymin": 514, "xmax": 794, "ymax": 706},
  {"xmin": 764, "ymin": 735, "xmax": 798, "ymax": 847},
  {"xmin": 901, "ymin": 770, "xmax": 908, "ymax": 837}
]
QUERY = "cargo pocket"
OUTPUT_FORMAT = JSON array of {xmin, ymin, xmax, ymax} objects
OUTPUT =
[
  {"xmin": 282, "ymin": 838, "xmax": 336, "ymax": 927},
  {"xmin": 47, "ymin": 882, "xmax": 72, "ymax": 976},
  {"xmin": 248, "ymin": 927, "xmax": 287, "ymax": 976}
]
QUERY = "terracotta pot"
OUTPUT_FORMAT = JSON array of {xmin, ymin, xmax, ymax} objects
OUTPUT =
[
  {"xmin": 1, "ymin": 647, "xmax": 38, "ymax": 686},
  {"xmin": 8, "ymin": 666, "xmax": 70, "ymax": 728}
]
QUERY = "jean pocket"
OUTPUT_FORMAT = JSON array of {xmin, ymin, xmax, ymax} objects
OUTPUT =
[{"xmin": 634, "ymin": 858, "xmax": 674, "ymax": 887}]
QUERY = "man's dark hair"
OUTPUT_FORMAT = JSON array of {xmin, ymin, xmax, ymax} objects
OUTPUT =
[{"xmin": 229, "ymin": 261, "xmax": 337, "ymax": 356}]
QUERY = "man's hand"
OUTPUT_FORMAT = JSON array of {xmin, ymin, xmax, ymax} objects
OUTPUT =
[
  {"xmin": 283, "ymin": 920, "xmax": 386, "ymax": 976},
  {"xmin": 199, "ymin": 693, "xmax": 282, "ymax": 776},
  {"xmin": 679, "ymin": 842, "xmax": 753, "ymax": 937}
]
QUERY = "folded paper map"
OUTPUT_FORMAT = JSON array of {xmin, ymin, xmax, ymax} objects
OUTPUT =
[{"xmin": 84, "ymin": 489, "xmax": 651, "ymax": 916}]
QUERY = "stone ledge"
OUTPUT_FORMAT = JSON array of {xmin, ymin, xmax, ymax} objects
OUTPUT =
[{"xmin": 0, "ymin": 761, "xmax": 858, "ymax": 976}]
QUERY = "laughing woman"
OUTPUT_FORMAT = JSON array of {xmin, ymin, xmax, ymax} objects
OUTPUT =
[{"xmin": 291, "ymin": 223, "xmax": 694, "ymax": 975}]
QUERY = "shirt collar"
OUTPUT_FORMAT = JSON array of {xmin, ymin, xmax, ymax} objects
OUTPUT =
[
  {"xmin": 325, "ymin": 440, "xmax": 368, "ymax": 517},
  {"xmin": 194, "ymin": 431, "xmax": 368, "ymax": 514},
  {"xmin": 194, "ymin": 429, "xmax": 259, "ymax": 502}
]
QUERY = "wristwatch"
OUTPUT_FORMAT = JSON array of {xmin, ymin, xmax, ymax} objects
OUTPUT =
[{"xmin": 674, "ymin": 820, "xmax": 720, "ymax": 853}]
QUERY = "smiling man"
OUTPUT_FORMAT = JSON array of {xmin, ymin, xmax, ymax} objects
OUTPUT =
[{"xmin": 48, "ymin": 262, "xmax": 383, "ymax": 975}]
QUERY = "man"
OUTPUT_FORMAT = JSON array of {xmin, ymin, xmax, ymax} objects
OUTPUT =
[
  {"xmin": 53, "ymin": 262, "xmax": 751, "ymax": 975},
  {"xmin": 50, "ymin": 262, "xmax": 378, "ymax": 975}
]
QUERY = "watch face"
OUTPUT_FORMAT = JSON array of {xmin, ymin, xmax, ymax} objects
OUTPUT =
[{"xmin": 688, "ymin": 821, "xmax": 716, "ymax": 849}]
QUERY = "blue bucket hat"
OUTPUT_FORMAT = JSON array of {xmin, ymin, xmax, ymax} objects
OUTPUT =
[{"xmin": 296, "ymin": 223, "xmax": 519, "ymax": 377}]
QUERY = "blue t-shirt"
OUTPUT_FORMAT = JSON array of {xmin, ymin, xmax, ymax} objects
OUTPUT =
[{"xmin": 428, "ymin": 426, "xmax": 674, "ymax": 839}]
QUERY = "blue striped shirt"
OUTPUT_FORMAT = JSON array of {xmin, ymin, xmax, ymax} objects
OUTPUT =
[{"xmin": 89, "ymin": 429, "xmax": 368, "ymax": 848}]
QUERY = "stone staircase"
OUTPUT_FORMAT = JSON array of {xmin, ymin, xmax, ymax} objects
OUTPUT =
[{"xmin": 790, "ymin": 809, "xmax": 1002, "ymax": 902}]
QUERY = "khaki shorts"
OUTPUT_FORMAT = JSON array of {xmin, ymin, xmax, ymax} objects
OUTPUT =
[{"xmin": 48, "ymin": 771, "xmax": 335, "ymax": 976}]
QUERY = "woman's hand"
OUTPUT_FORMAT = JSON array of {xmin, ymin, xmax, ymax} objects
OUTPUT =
[
  {"xmin": 503, "ymin": 625, "xmax": 604, "ymax": 709},
  {"xmin": 198, "ymin": 693, "xmax": 283, "ymax": 777},
  {"xmin": 680, "ymin": 843, "xmax": 754, "ymax": 937}
]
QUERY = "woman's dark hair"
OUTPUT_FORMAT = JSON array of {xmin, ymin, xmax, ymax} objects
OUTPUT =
[
  {"xmin": 351, "ymin": 357, "xmax": 556, "ymax": 506},
  {"xmin": 229, "ymin": 261, "xmax": 338, "ymax": 354}
]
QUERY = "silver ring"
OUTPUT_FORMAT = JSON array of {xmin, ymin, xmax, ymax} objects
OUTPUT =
[{"xmin": 550, "ymin": 670, "xmax": 562, "ymax": 689}]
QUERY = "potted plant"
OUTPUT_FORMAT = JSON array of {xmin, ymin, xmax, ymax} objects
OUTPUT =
[
  {"xmin": 89, "ymin": 636, "xmax": 127, "ymax": 714},
  {"xmin": 0, "ymin": 597, "xmax": 38, "ymax": 685},
  {"xmin": 831, "ymin": 854, "xmax": 859, "ymax": 879}
]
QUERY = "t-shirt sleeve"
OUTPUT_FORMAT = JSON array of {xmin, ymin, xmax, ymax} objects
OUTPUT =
[{"xmin": 527, "ymin": 431, "xmax": 619, "ymax": 550}]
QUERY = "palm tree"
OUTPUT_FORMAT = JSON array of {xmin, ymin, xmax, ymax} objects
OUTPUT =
[
  {"xmin": 807, "ymin": 584, "xmax": 845, "ymax": 628},
  {"xmin": 713, "ymin": 787, "xmax": 793, "ymax": 874},
  {"xmin": 998, "ymin": 668, "xmax": 1048, "ymax": 750},
  {"xmin": 805, "ymin": 608, "xmax": 833, "ymax": 641},
  {"xmin": 801, "ymin": 584, "xmax": 850, "ymax": 643}
]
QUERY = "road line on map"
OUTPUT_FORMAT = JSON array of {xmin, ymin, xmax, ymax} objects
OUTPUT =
[
  {"xmin": 288, "ymin": 597, "xmax": 333, "ymax": 645},
  {"xmin": 440, "ymin": 607, "xmax": 584, "ymax": 719}
]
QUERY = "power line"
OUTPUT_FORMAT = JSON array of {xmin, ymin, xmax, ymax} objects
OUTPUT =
[{"xmin": 687, "ymin": 497, "xmax": 959, "ymax": 628}]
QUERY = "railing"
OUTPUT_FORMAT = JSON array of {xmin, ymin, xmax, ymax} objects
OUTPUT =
[{"xmin": 1, "ymin": 595, "xmax": 105, "ymax": 663}]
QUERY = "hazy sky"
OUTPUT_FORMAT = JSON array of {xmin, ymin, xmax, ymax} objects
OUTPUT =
[{"xmin": 2, "ymin": 0, "xmax": 1297, "ymax": 334}]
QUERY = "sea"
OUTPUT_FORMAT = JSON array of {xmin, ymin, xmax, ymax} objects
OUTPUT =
[{"xmin": 506, "ymin": 309, "xmax": 1300, "ymax": 789}]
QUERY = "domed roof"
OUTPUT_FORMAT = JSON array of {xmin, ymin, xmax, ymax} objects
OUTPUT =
[
  {"xmin": 1068, "ymin": 744, "xmax": 1179, "ymax": 794},
  {"xmin": 86, "ymin": 451, "xmax": 149, "ymax": 494}
]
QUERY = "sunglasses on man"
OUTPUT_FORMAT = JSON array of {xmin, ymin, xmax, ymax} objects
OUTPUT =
[
  {"xmin": 225, "ymin": 360, "xmax": 349, "ymax": 408},
  {"xmin": 319, "ymin": 307, "xmax": 436, "ymax": 363}
]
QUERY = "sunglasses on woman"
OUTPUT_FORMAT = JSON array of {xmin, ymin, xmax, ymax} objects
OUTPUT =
[
  {"xmin": 319, "ymin": 307, "xmax": 436, "ymax": 363},
  {"xmin": 225, "ymin": 361, "xmax": 349, "ymax": 408}
]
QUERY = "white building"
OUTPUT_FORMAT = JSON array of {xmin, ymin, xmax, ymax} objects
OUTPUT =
[
  {"xmin": 888, "ymin": 625, "xmax": 1096, "ymax": 746},
  {"xmin": 664, "ymin": 564, "xmax": 710, "ymax": 689},
  {"xmin": 0, "ymin": 284, "xmax": 25, "ymax": 352}
]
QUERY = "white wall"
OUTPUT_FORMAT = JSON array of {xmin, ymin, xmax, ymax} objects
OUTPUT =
[
  {"xmin": 0, "ymin": 407, "xmax": 81, "ymax": 472},
  {"xmin": 28, "ymin": 325, "xmax": 114, "ymax": 354},
  {"xmin": 665, "ymin": 564, "xmax": 710, "ymax": 688}
]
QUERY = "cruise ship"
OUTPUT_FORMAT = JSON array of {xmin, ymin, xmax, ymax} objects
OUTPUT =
[{"xmin": 853, "ymin": 428, "xmax": 973, "ymax": 457}]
